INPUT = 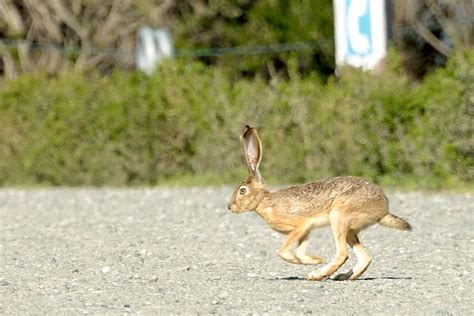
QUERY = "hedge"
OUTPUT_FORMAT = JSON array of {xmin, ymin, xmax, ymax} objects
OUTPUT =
[{"xmin": 0, "ymin": 50, "xmax": 472, "ymax": 188}]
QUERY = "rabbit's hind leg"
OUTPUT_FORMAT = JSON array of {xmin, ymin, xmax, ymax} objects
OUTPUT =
[
  {"xmin": 307, "ymin": 211, "xmax": 349, "ymax": 281},
  {"xmin": 333, "ymin": 232, "xmax": 372, "ymax": 281},
  {"xmin": 295, "ymin": 233, "xmax": 325, "ymax": 265}
]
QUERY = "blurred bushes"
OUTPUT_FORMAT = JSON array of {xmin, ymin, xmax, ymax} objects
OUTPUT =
[
  {"xmin": 0, "ymin": 50, "xmax": 472, "ymax": 188},
  {"xmin": 0, "ymin": 0, "xmax": 334, "ymax": 78}
]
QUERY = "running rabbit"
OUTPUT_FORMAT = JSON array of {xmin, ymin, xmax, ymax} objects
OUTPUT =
[{"xmin": 228, "ymin": 125, "xmax": 411, "ymax": 281}]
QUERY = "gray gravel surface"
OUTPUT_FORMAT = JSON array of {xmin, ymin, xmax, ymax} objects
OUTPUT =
[{"xmin": 0, "ymin": 187, "xmax": 473, "ymax": 314}]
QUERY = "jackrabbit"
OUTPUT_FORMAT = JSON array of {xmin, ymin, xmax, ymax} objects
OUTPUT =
[{"xmin": 228, "ymin": 125, "xmax": 411, "ymax": 281}]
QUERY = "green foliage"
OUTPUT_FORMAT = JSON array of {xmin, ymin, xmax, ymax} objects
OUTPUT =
[
  {"xmin": 0, "ymin": 50, "xmax": 472, "ymax": 188},
  {"xmin": 169, "ymin": 0, "xmax": 335, "ymax": 77}
]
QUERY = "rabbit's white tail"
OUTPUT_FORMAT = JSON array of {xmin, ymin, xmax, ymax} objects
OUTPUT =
[{"xmin": 379, "ymin": 213, "xmax": 412, "ymax": 231}]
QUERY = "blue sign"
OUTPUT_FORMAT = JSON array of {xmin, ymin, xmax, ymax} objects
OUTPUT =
[
  {"xmin": 346, "ymin": 0, "xmax": 372, "ymax": 56},
  {"xmin": 334, "ymin": 0, "xmax": 387, "ymax": 69}
]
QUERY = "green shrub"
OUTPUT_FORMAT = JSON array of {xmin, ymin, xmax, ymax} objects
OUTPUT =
[{"xmin": 0, "ymin": 50, "xmax": 472, "ymax": 188}]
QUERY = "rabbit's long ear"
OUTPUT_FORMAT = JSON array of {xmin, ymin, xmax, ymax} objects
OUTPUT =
[{"xmin": 241, "ymin": 125, "xmax": 262, "ymax": 181}]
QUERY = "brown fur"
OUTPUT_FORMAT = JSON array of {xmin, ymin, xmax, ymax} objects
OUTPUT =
[{"xmin": 228, "ymin": 126, "xmax": 412, "ymax": 281}]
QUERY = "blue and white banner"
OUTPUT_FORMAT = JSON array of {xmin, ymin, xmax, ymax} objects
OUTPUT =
[{"xmin": 334, "ymin": 0, "xmax": 388, "ymax": 70}]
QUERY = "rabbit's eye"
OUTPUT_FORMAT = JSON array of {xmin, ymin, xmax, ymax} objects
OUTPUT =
[{"xmin": 239, "ymin": 187, "xmax": 247, "ymax": 195}]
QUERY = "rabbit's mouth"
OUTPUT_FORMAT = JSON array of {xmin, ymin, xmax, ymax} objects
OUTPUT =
[{"xmin": 228, "ymin": 204, "xmax": 246, "ymax": 213}]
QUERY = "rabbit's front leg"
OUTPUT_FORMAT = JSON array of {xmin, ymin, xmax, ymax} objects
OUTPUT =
[
  {"xmin": 278, "ymin": 229, "xmax": 304, "ymax": 264},
  {"xmin": 278, "ymin": 225, "xmax": 323, "ymax": 265},
  {"xmin": 295, "ymin": 233, "xmax": 325, "ymax": 265},
  {"xmin": 278, "ymin": 228, "xmax": 304, "ymax": 264}
]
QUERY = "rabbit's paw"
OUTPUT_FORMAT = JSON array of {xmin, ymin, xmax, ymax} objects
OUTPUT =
[
  {"xmin": 297, "ymin": 255, "xmax": 325, "ymax": 265},
  {"xmin": 333, "ymin": 270, "xmax": 353, "ymax": 281},
  {"xmin": 307, "ymin": 270, "xmax": 329, "ymax": 281},
  {"xmin": 279, "ymin": 251, "xmax": 301, "ymax": 264}
]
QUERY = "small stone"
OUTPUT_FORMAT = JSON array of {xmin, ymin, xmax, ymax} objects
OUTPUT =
[
  {"xmin": 139, "ymin": 249, "xmax": 150, "ymax": 256},
  {"xmin": 101, "ymin": 266, "xmax": 111, "ymax": 274}
]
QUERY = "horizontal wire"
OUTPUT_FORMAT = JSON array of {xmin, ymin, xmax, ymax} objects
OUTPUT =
[
  {"xmin": 0, "ymin": 16, "xmax": 471, "ymax": 58},
  {"xmin": 0, "ymin": 39, "xmax": 331, "ymax": 58},
  {"xmin": 174, "ymin": 41, "xmax": 333, "ymax": 58}
]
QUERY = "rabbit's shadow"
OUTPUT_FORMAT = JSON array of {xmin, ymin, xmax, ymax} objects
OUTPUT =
[{"xmin": 269, "ymin": 276, "xmax": 412, "ymax": 281}]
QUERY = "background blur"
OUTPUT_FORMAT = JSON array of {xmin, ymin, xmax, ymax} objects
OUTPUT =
[{"xmin": 0, "ymin": 0, "xmax": 472, "ymax": 188}]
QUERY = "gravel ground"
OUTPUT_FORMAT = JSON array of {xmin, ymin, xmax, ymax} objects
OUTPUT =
[{"xmin": 0, "ymin": 187, "xmax": 473, "ymax": 314}]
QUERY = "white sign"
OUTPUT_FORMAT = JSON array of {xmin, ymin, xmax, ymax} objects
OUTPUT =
[
  {"xmin": 334, "ymin": 0, "xmax": 388, "ymax": 70},
  {"xmin": 136, "ymin": 27, "xmax": 174, "ymax": 74}
]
